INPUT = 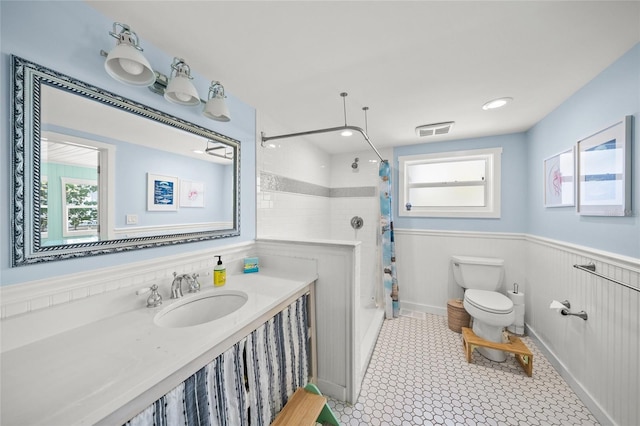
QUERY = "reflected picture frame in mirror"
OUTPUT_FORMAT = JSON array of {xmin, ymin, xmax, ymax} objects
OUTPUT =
[{"xmin": 10, "ymin": 55, "xmax": 240, "ymax": 266}]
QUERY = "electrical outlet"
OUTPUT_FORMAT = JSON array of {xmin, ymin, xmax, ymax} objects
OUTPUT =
[{"xmin": 126, "ymin": 214, "xmax": 138, "ymax": 225}]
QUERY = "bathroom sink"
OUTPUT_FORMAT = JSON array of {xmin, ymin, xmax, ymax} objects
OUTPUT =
[{"xmin": 154, "ymin": 291, "xmax": 248, "ymax": 328}]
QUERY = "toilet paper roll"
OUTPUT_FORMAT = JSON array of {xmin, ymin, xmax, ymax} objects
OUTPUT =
[
  {"xmin": 506, "ymin": 290, "xmax": 524, "ymax": 305},
  {"xmin": 507, "ymin": 291, "xmax": 525, "ymax": 328},
  {"xmin": 549, "ymin": 300, "xmax": 566, "ymax": 311}
]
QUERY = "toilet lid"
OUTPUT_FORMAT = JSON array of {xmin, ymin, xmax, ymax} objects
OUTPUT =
[{"xmin": 465, "ymin": 289, "xmax": 513, "ymax": 314}]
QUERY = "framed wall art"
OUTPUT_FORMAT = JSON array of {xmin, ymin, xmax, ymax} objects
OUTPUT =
[
  {"xmin": 147, "ymin": 173, "xmax": 178, "ymax": 211},
  {"xmin": 576, "ymin": 116, "xmax": 632, "ymax": 216},
  {"xmin": 543, "ymin": 148, "xmax": 575, "ymax": 207},
  {"xmin": 179, "ymin": 180, "xmax": 205, "ymax": 208}
]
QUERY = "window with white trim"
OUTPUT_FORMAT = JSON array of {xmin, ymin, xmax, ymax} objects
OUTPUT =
[
  {"xmin": 61, "ymin": 177, "xmax": 99, "ymax": 237},
  {"xmin": 399, "ymin": 147, "xmax": 502, "ymax": 218}
]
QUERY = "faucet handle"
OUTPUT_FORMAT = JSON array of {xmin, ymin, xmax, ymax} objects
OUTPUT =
[
  {"xmin": 137, "ymin": 284, "xmax": 163, "ymax": 308},
  {"xmin": 189, "ymin": 273, "xmax": 201, "ymax": 293}
]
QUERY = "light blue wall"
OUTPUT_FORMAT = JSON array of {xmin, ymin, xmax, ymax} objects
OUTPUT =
[
  {"xmin": 527, "ymin": 43, "xmax": 639, "ymax": 258},
  {"xmin": 1, "ymin": 1, "xmax": 257, "ymax": 286},
  {"xmin": 393, "ymin": 43, "xmax": 639, "ymax": 259},
  {"xmin": 113, "ymin": 141, "xmax": 231, "ymax": 226},
  {"xmin": 394, "ymin": 133, "xmax": 528, "ymax": 233}
]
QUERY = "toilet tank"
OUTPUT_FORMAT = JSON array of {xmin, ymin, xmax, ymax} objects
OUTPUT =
[{"xmin": 451, "ymin": 255, "xmax": 504, "ymax": 291}]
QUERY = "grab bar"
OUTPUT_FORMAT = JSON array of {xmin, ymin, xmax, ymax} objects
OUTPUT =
[{"xmin": 573, "ymin": 263, "xmax": 639, "ymax": 293}]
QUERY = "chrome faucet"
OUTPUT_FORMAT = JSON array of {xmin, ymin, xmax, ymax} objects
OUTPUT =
[
  {"xmin": 186, "ymin": 273, "xmax": 200, "ymax": 293},
  {"xmin": 170, "ymin": 272, "xmax": 201, "ymax": 299},
  {"xmin": 136, "ymin": 284, "xmax": 163, "ymax": 308},
  {"xmin": 171, "ymin": 272, "xmax": 184, "ymax": 299}
]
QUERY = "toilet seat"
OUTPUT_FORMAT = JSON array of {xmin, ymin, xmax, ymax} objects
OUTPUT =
[{"xmin": 464, "ymin": 289, "xmax": 513, "ymax": 314}]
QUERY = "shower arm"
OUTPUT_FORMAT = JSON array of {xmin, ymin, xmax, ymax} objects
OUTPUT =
[{"xmin": 261, "ymin": 125, "xmax": 386, "ymax": 163}]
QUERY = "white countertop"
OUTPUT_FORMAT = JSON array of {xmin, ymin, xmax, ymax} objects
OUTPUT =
[{"xmin": 1, "ymin": 271, "xmax": 315, "ymax": 426}]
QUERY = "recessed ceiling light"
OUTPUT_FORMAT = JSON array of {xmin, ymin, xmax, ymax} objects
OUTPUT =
[
  {"xmin": 193, "ymin": 149, "xmax": 204, "ymax": 154},
  {"xmin": 482, "ymin": 97, "xmax": 513, "ymax": 110}
]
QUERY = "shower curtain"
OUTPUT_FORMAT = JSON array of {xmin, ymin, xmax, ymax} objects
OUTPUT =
[{"xmin": 379, "ymin": 160, "xmax": 399, "ymax": 319}]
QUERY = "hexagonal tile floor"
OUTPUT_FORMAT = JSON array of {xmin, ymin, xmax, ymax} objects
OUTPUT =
[{"xmin": 327, "ymin": 313, "xmax": 598, "ymax": 425}]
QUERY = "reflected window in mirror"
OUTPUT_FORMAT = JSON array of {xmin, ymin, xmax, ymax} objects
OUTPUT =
[{"xmin": 41, "ymin": 132, "xmax": 112, "ymax": 246}]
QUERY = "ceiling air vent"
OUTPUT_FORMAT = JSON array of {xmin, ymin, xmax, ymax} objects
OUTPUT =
[{"xmin": 415, "ymin": 121, "xmax": 454, "ymax": 137}]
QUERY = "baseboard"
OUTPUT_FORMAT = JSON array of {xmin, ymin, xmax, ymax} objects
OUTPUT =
[
  {"xmin": 316, "ymin": 378, "xmax": 346, "ymax": 402},
  {"xmin": 400, "ymin": 301, "xmax": 447, "ymax": 317},
  {"xmin": 526, "ymin": 324, "xmax": 616, "ymax": 426}
]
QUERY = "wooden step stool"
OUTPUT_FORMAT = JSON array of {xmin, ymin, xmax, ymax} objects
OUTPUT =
[
  {"xmin": 271, "ymin": 384, "xmax": 340, "ymax": 425},
  {"xmin": 461, "ymin": 327, "xmax": 533, "ymax": 377}
]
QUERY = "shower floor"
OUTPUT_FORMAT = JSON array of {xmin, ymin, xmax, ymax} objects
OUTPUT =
[{"xmin": 328, "ymin": 313, "xmax": 598, "ymax": 425}]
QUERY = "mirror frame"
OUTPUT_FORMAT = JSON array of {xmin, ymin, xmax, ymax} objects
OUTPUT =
[{"xmin": 10, "ymin": 55, "xmax": 240, "ymax": 266}]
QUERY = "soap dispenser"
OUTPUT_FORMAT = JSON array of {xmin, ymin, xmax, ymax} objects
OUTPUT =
[{"xmin": 214, "ymin": 255, "xmax": 226, "ymax": 287}]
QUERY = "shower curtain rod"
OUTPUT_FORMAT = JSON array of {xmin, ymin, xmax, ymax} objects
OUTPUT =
[{"xmin": 260, "ymin": 125, "xmax": 386, "ymax": 162}]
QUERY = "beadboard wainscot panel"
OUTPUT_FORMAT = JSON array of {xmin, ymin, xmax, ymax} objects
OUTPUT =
[
  {"xmin": 256, "ymin": 238, "xmax": 359, "ymax": 402},
  {"xmin": 525, "ymin": 235, "xmax": 639, "ymax": 426},
  {"xmin": 394, "ymin": 229, "xmax": 526, "ymax": 316}
]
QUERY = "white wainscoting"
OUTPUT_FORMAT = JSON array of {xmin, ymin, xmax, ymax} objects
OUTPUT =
[
  {"xmin": 526, "ymin": 235, "xmax": 639, "ymax": 426},
  {"xmin": 394, "ymin": 228, "xmax": 639, "ymax": 426},
  {"xmin": 256, "ymin": 238, "xmax": 360, "ymax": 403},
  {"xmin": 112, "ymin": 221, "xmax": 233, "ymax": 238},
  {"xmin": 394, "ymin": 229, "xmax": 526, "ymax": 316}
]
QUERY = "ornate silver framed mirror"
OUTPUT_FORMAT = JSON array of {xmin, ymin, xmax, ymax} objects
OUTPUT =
[{"xmin": 11, "ymin": 55, "xmax": 240, "ymax": 266}]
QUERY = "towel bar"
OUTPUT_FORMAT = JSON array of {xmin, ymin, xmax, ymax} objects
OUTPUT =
[{"xmin": 573, "ymin": 263, "xmax": 639, "ymax": 293}]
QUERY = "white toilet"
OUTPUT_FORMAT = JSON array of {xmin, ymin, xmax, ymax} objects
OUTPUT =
[{"xmin": 451, "ymin": 255, "xmax": 515, "ymax": 362}]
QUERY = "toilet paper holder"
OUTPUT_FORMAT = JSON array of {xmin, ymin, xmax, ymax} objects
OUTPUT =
[{"xmin": 557, "ymin": 300, "xmax": 588, "ymax": 321}]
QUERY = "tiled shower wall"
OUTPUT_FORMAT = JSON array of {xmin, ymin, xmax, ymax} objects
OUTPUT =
[
  {"xmin": 256, "ymin": 132, "xmax": 389, "ymax": 239},
  {"xmin": 257, "ymin": 135, "xmax": 331, "ymax": 239},
  {"xmin": 257, "ymin": 134, "xmax": 390, "ymax": 306}
]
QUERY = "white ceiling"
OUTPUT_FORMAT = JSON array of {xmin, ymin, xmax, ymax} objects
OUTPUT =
[
  {"xmin": 87, "ymin": 1, "xmax": 640, "ymax": 155},
  {"xmin": 42, "ymin": 84, "xmax": 234, "ymax": 164}
]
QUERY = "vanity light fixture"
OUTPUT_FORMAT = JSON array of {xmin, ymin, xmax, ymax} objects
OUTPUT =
[
  {"xmin": 103, "ymin": 23, "xmax": 155, "ymax": 86},
  {"xmin": 102, "ymin": 23, "xmax": 231, "ymax": 122},
  {"xmin": 203, "ymin": 81, "xmax": 231, "ymax": 122},
  {"xmin": 482, "ymin": 97, "xmax": 513, "ymax": 110},
  {"xmin": 164, "ymin": 58, "xmax": 201, "ymax": 106}
]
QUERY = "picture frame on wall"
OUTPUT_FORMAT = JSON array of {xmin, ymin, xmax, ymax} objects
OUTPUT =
[
  {"xmin": 147, "ymin": 173, "xmax": 179, "ymax": 211},
  {"xmin": 576, "ymin": 116, "xmax": 632, "ymax": 216},
  {"xmin": 179, "ymin": 180, "xmax": 205, "ymax": 208},
  {"xmin": 543, "ymin": 148, "xmax": 575, "ymax": 207}
]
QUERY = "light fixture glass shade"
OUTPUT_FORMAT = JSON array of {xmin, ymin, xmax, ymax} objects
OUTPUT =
[
  {"xmin": 104, "ymin": 34, "xmax": 155, "ymax": 86},
  {"xmin": 164, "ymin": 59, "xmax": 200, "ymax": 106},
  {"xmin": 164, "ymin": 73, "xmax": 200, "ymax": 106},
  {"xmin": 203, "ymin": 96, "xmax": 231, "ymax": 122},
  {"xmin": 203, "ymin": 81, "xmax": 231, "ymax": 122}
]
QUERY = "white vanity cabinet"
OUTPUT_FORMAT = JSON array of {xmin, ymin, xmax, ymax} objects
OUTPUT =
[
  {"xmin": 125, "ymin": 294, "xmax": 311, "ymax": 426},
  {"xmin": 1, "ymin": 273, "xmax": 316, "ymax": 426}
]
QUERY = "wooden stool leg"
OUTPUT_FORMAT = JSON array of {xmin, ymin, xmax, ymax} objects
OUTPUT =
[
  {"xmin": 462, "ymin": 335, "xmax": 472, "ymax": 363},
  {"xmin": 516, "ymin": 353, "xmax": 533, "ymax": 377}
]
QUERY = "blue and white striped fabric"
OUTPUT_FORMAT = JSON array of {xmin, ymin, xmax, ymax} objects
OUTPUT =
[
  {"xmin": 207, "ymin": 340, "xmax": 248, "ymax": 425},
  {"xmin": 126, "ymin": 340, "xmax": 248, "ymax": 426},
  {"xmin": 125, "ymin": 295, "xmax": 309, "ymax": 426},
  {"xmin": 126, "ymin": 382, "xmax": 187, "ymax": 426},
  {"xmin": 246, "ymin": 296, "xmax": 309, "ymax": 425}
]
